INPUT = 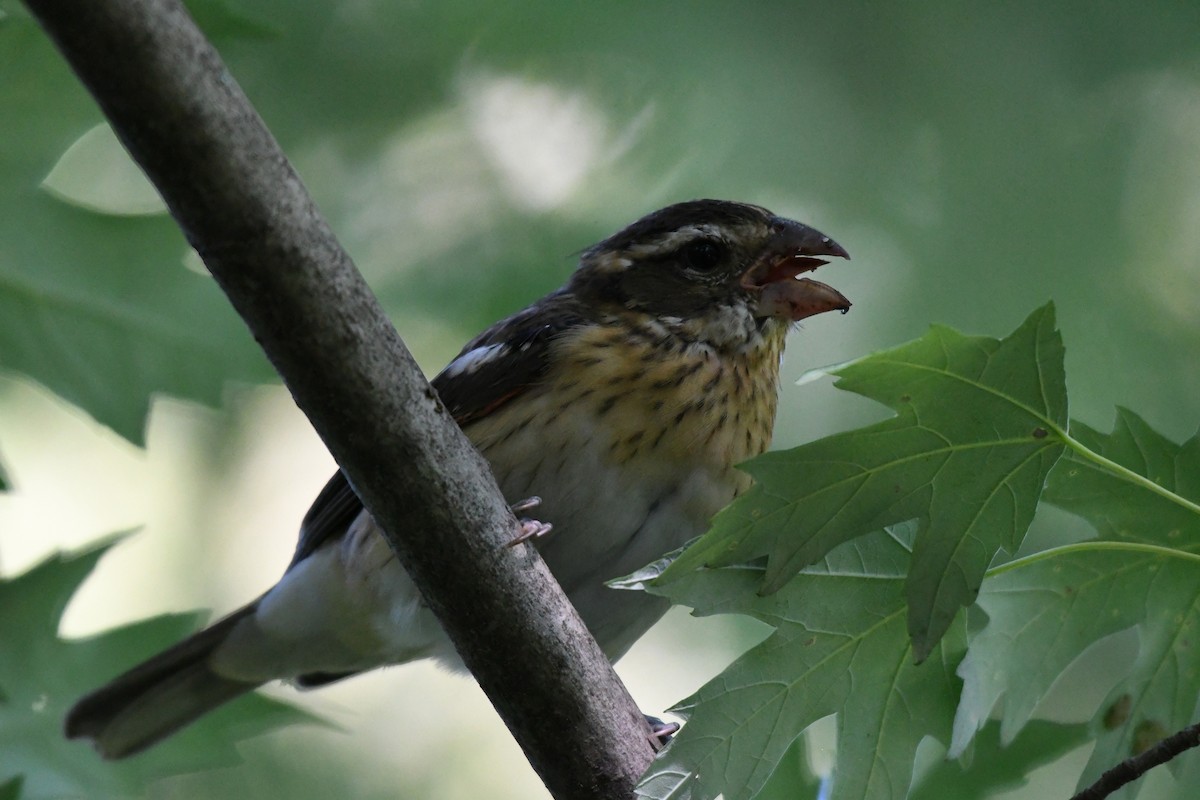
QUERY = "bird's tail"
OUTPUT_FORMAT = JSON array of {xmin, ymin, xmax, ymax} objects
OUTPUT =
[{"xmin": 65, "ymin": 603, "xmax": 263, "ymax": 759}]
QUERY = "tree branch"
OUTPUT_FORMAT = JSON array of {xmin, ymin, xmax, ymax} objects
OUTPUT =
[
  {"xmin": 22, "ymin": 0, "xmax": 657, "ymax": 795},
  {"xmin": 1070, "ymin": 721, "xmax": 1200, "ymax": 800}
]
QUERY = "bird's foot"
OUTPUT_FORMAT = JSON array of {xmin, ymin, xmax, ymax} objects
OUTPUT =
[
  {"xmin": 509, "ymin": 496, "xmax": 542, "ymax": 514},
  {"xmin": 505, "ymin": 497, "xmax": 554, "ymax": 547},
  {"xmin": 645, "ymin": 714, "xmax": 680, "ymax": 748}
]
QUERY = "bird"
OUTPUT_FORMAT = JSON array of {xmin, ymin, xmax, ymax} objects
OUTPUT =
[{"xmin": 64, "ymin": 199, "xmax": 850, "ymax": 759}]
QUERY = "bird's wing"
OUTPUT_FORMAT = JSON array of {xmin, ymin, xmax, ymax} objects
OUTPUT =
[
  {"xmin": 287, "ymin": 290, "xmax": 588, "ymax": 569},
  {"xmin": 288, "ymin": 470, "xmax": 363, "ymax": 570},
  {"xmin": 432, "ymin": 289, "xmax": 587, "ymax": 426}
]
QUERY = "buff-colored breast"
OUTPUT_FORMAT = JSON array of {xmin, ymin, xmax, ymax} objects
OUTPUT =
[
  {"xmin": 549, "ymin": 319, "xmax": 783, "ymax": 477},
  {"xmin": 450, "ymin": 316, "xmax": 788, "ymax": 659}
]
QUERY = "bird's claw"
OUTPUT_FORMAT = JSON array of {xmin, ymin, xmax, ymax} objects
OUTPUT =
[
  {"xmin": 506, "ymin": 519, "xmax": 553, "ymax": 548},
  {"xmin": 645, "ymin": 714, "xmax": 680, "ymax": 748},
  {"xmin": 505, "ymin": 497, "xmax": 553, "ymax": 547},
  {"xmin": 509, "ymin": 496, "xmax": 542, "ymax": 514}
]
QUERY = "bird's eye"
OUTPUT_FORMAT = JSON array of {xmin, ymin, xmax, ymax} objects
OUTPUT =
[{"xmin": 679, "ymin": 239, "xmax": 725, "ymax": 273}]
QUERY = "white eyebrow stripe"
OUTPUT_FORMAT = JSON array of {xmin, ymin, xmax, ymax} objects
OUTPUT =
[
  {"xmin": 627, "ymin": 224, "xmax": 726, "ymax": 256},
  {"xmin": 442, "ymin": 342, "xmax": 509, "ymax": 378},
  {"xmin": 624, "ymin": 221, "xmax": 770, "ymax": 258}
]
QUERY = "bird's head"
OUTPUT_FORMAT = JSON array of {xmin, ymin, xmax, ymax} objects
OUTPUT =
[{"xmin": 571, "ymin": 199, "xmax": 850, "ymax": 351}]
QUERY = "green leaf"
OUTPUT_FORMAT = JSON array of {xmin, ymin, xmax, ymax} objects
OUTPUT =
[
  {"xmin": 41, "ymin": 124, "xmax": 167, "ymax": 217},
  {"xmin": 1038, "ymin": 411, "xmax": 1200, "ymax": 795},
  {"xmin": 1046, "ymin": 410, "xmax": 1200, "ymax": 545},
  {"xmin": 0, "ymin": 10, "xmax": 273, "ymax": 445},
  {"xmin": 662, "ymin": 304, "xmax": 1067, "ymax": 659},
  {"xmin": 0, "ymin": 537, "xmax": 314, "ymax": 799},
  {"xmin": 753, "ymin": 734, "xmax": 823, "ymax": 800},
  {"xmin": 639, "ymin": 525, "xmax": 966, "ymax": 800},
  {"xmin": 952, "ymin": 410, "xmax": 1200, "ymax": 795},
  {"xmin": 949, "ymin": 547, "xmax": 1151, "ymax": 758},
  {"xmin": 911, "ymin": 720, "xmax": 1090, "ymax": 800},
  {"xmin": 0, "ymin": 777, "xmax": 21, "ymax": 800},
  {"xmin": 186, "ymin": 0, "xmax": 278, "ymax": 41}
]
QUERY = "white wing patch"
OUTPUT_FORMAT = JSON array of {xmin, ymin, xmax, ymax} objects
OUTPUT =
[{"xmin": 441, "ymin": 342, "xmax": 509, "ymax": 378}]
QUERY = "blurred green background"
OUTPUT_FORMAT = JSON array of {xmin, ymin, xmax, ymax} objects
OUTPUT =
[{"xmin": 1, "ymin": 1, "xmax": 1198, "ymax": 798}]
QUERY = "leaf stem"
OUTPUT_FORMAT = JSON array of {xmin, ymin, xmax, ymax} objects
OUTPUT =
[
  {"xmin": 988, "ymin": 540, "xmax": 1200, "ymax": 578},
  {"xmin": 1060, "ymin": 433, "xmax": 1200, "ymax": 518}
]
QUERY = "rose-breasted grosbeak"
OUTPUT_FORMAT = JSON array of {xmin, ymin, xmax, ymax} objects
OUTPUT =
[{"xmin": 65, "ymin": 199, "xmax": 850, "ymax": 758}]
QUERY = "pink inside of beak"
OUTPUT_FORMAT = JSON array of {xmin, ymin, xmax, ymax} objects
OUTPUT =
[{"xmin": 759, "ymin": 256, "xmax": 830, "ymax": 285}]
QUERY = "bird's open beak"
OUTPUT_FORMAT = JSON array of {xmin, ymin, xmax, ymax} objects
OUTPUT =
[{"xmin": 741, "ymin": 220, "xmax": 851, "ymax": 322}]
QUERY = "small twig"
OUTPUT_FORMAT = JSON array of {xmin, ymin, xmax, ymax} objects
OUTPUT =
[{"xmin": 1070, "ymin": 721, "xmax": 1200, "ymax": 800}]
